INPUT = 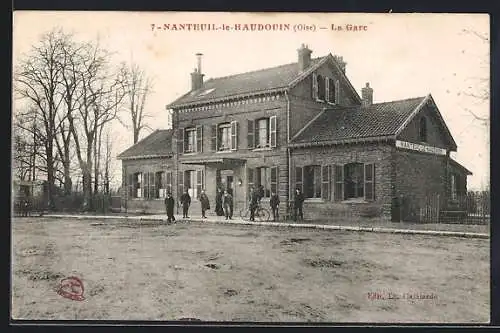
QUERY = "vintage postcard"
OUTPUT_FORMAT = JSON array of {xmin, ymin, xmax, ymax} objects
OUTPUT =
[{"xmin": 11, "ymin": 11, "xmax": 490, "ymax": 323}]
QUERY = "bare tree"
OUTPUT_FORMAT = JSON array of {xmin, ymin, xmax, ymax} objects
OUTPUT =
[
  {"xmin": 14, "ymin": 29, "xmax": 71, "ymax": 209},
  {"xmin": 67, "ymin": 39, "xmax": 126, "ymax": 209},
  {"xmin": 461, "ymin": 29, "xmax": 489, "ymax": 125},
  {"xmin": 121, "ymin": 63, "xmax": 154, "ymax": 144}
]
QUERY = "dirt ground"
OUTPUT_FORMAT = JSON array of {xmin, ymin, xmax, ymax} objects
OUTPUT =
[{"xmin": 11, "ymin": 217, "xmax": 490, "ymax": 323}]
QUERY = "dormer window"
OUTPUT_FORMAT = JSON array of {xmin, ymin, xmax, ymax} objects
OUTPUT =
[
  {"xmin": 419, "ymin": 117, "xmax": 427, "ymax": 142},
  {"xmin": 312, "ymin": 73, "xmax": 339, "ymax": 104}
]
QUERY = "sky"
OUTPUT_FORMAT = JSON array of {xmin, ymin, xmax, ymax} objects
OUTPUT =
[{"xmin": 12, "ymin": 12, "xmax": 490, "ymax": 190}]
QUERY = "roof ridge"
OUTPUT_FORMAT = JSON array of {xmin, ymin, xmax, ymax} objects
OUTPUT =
[
  {"xmin": 371, "ymin": 96, "xmax": 427, "ymax": 105},
  {"xmin": 204, "ymin": 55, "xmax": 327, "ymax": 82}
]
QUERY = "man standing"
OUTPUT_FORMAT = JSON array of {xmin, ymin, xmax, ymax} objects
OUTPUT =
[
  {"xmin": 180, "ymin": 189, "xmax": 191, "ymax": 218},
  {"xmin": 249, "ymin": 187, "xmax": 260, "ymax": 222},
  {"xmin": 199, "ymin": 189, "xmax": 210, "ymax": 219},
  {"xmin": 222, "ymin": 190, "xmax": 234, "ymax": 220},
  {"xmin": 294, "ymin": 188, "xmax": 304, "ymax": 221},
  {"xmin": 165, "ymin": 192, "xmax": 175, "ymax": 223},
  {"xmin": 270, "ymin": 190, "xmax": 280, "ymax": 222}
]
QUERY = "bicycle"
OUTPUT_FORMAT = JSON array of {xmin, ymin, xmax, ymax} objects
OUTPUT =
[{"xmin": 239, "ymin": 202, "xmax": 270, "ymax": 222}]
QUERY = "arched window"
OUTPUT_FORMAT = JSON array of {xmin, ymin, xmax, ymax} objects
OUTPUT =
[{"xmin": 419, "ymin": 117, "xmax": 427, "ymax": 142}]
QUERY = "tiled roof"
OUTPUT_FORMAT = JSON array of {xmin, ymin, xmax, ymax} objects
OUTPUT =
[
  {"xmin": 292, "ymin": 97, "xmax": 427, "ymax": 144},
  {"xmin": 168, "ymin": 57, "xmax": 326, "ymax": 107},
  {"xmin": 117, "ymin": 129, "xmax": 173, "ymax": 159}
]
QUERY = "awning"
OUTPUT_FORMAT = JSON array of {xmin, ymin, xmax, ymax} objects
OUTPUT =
[{"xmin": 180, "ymin": 157, "xmax": 246, "ymax": 165}]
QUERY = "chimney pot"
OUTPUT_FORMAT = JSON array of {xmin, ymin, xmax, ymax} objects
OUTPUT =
[
  {"xmin": 361, "ymin": 82, "xmax": 374, "ymax": 107},
  {"xmin": 191, "ymin": 53, "xmax": 204, "ymax": 91},
  {"xmin": 297, "ymin": 44, "xmax": 312, "ymax": 72}
]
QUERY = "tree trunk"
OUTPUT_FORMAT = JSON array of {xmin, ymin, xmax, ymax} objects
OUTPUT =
[
  {"xmin": 45, "ymin": 144, "xmax": 56, "ymax": 211},
  {"xmin": 133, "ymin": 128, "xmax": 139, "ymax": 144}
]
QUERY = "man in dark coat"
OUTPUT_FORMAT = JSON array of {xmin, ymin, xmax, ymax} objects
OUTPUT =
[
  {"xmin": 164, "ymin": 192, "xmax": 175, "ymax": 223},
  {"xmin": 215, "ymin": 187, "xmax": 224, "ymax": 216},
  {"xmin": 249, "ymin": 187, "xmax": 260, "ymax": 222},
  {"xmin": 293, "ymin": 188, "xmax": 304, "ymax": 221},
  {"xmin": 222, "ymin": 190, "xmax": 234, "ymax": 220},
  {"xmin": 180, "ymin": 189, "xmax": 191, "ymax": 218},
  {"xmin": 199, "ymin": 189, "xmax": 210, "ymax": 219},
  {"xmin": 270, "ymin": 191, "xmax": 280, "ymax": 222}
]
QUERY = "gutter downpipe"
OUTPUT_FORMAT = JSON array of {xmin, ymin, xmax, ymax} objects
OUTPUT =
[{"xmin": 285, "ymin": 90, "xmax": 292, "ymax": 220}]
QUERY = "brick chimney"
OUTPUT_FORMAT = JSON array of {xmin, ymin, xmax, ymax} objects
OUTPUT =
[
  {"xmin": 333, "ymin": 55, "xmax": 347, "ymax": 74},
  {"xmin": 297, "ymin": 44, "xmax": 312, "ymax": 72},
  {"xmin": 361, "ymin": 82, "xmax": 373, "ymax": 107},
  {"xmin": 190, "ymin": 53, "xmax": 204, "ymax": 91}
]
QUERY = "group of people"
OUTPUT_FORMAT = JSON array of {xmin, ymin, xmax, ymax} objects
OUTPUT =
[{"xmin": 163, "ymin": 186, "xmax": 305, "ymax": 223}]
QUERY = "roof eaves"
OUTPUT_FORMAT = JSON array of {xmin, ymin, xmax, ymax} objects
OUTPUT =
[
  {"xmin": 118, "ymin": 154, "xmax": 173, "ymax": 161},
  {"xmin": 450, "ymin": 159, "xmax": 473, "ymax": 176},
  {"xmin": 289, "ymin": 135, "xmax": 396, "ymax": 148},
  {"xmin": 167, "ymin": 86, "xmax": 288, "ymax": 109}
]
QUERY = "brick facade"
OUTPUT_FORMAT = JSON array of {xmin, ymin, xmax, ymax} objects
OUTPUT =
[{"xmin": 118, "ymin": 46, "xmax": 471, "ymax": 222}]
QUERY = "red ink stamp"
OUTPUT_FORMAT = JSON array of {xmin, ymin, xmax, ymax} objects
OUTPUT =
[{"xmin": 57, "ymin": 276, "xmax": 85, "ymax": 301}]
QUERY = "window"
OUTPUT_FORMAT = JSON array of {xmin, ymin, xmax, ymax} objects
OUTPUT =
[
  {"xmin": 247, "ymin": 116, "xmax": 277, "ymax": 149},
  {"xmin": 419, "ymin": 117, "xmax": 427, "ymax": 142},
  {"xmin": 182, "ymin": 170, "xmax": 204, "ymax": 200},
  {"xmin": 185, "ymin": 128, "xmax": 196, "ymax": 153},
  {"xmin": 257, "ymin": 118, "xmax": 269, "ymax": 148},
  {"xmin": 128, "ymin": 172, "xmax": 143, "ymax": 198},
  {"xmin": 218, "ymin": 123, "xmax": 231, "ymax": 151},
  {"xmin": 257, "ymin": 167, "xmax": 271, "ymax": 198},
  {"xmin": 332, "ymin": 163, "xmax": 375, "ymax": 201},
  {"xmin": 303, "ymin": 165, "xmax": 322, "ymax": 199},
  {"xmin": 128, "ymin": 171, "xmax": 171, "ymax": 199},
  {"xmin": 247, "ymin": 166, "xmax": 278, "ymax": 199},
  {"xmin": 344, "ymin": 163, "xmax": 364, "ymax": 199},
  {"xmin": 181, "ymin": 126, "xmax": 203, "ymax": 153},
  {"xmin": 312, "ymin": 74, "xmax": 340, "ymax": 104},
  {"xmin": 212, "ymin": 121, "xmax": 238, "ymax": 152},
  {"xmin": 156, "ymin": 171, "xmax": 173, "ymax": 198}
]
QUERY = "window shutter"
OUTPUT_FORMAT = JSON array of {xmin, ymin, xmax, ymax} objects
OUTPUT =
[
  {"xmin": 364, "ymin": 163, "xmax": 375, "ymax": 201},
  {"xmin": 247, "ymin": 119, "xmax": 254, "ymax": 149},
  {"xmin": 177, "ymin": 171, "xmax": 184, "ymax": 199},
  {"xmin": 295, "ymin": 166, "xmax": 303, "ymax": 193},
  {"xmin": 149, "ymin": 172, "xmax": 156, "ymax": 199},
  {"xmin": 128, "ymin": 174, "xmax": 134, "ymax": 198},
  {"xmin": 325, "ymin": 77, "xmax": 330, "ymax": 103},
  {"xmin": 270, "ymin": 116, "xmax": 277, "ymax": 148},
  {"xmin": 231, "ymin": 121, "xmax": 238, "ymax": 150},
  {"xmin": 321, "ymin": 165, "xmax": 330, "ymax": 200},
  {"xmin": 196, "ymin": 170, "xmax": 203, "ymax": 199},
  {"xmin": 335, "ymin": 80, "xmax": 340, "ymax": 104},
  {"xmin": 270, "ymin": 166, "xmax": 278, "ymax": 194},
  {"xmin": 210, "ymin": 125, "xmax": 217, "ymax": 152},
  {"xmin": 166, "ymin": 171, "xmax": 172, "ymax": 195},
  {"xmin": 177, "ymin": 128, "xmax": 184, "ymax": 154},
  {"xmin": 334, "ymin": 165, "xmax": 344, "ymax": 201},
  {"xmin": 196, "ymin": 126, "xmax": 203, "ymax": 153},
  {"xmin": 312, "ymin": 73, "xmax": 318, "ymax": 100}
]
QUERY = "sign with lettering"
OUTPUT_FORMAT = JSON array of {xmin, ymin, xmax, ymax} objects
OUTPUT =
[{"xmin": 395, "ymin": 140, "xmax": 447, "ymax": 156}]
